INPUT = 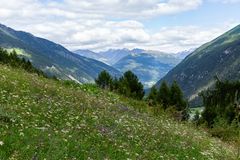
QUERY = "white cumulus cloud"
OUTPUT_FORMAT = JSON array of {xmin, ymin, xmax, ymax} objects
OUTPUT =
[{"xmin": 0, "ymin": 0, "xmax": 237, "ymax": 53}]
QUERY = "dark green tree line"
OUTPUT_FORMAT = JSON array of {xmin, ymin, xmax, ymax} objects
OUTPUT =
[
  {"xmin": 95, "ymin": 70, "xmax": 144, "ymax": 100},
  {"xmin": 147, "ymin": 81, "xmax": 189, "ymax": 120},
  {"xmin": 0, "ymin": 48, "xmax": 45, "ymax": 76},
  {"xmin": 200, "ymin": 79, "xmax": 240, "ymax": 127}
]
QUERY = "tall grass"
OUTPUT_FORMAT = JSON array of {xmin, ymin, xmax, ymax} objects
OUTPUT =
[{"xmin": 0, "ymin": 64, "xmax": 238, "ymax": 159}]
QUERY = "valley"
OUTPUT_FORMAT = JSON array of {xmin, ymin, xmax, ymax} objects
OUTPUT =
[{"xmin": 1, "ymin": 1, "xmax": 240, "ymax": 159}]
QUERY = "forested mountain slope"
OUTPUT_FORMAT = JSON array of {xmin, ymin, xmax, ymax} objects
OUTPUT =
[
  {"xmin": 156, "ymin": 24, "xmax": 240, "ymax": 105},
  {"xmin": 0, "ymin": 24, "xmax": 121, "ymax": 83}
]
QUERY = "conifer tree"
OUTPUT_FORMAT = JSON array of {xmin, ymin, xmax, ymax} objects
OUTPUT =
[
  {"xmin": 147, "ymin": 86, "xmax": 158, "ymax": 106},
  {"xmin": 110, "ymin": 77, "xmax": 119, "ymax": 91},
  {"xmin": 170, "ymin": 81, "xmax": 189, "ymax": 120},
  {"xmin": 0, "ymin": 48, "xmax": 45, "ymax": 76},
  {"xmin": 157, "ymin": 81, "xmax": 170, "ymax": 109},
  {"xmin": 95, "ymin": 70, "xmax": 113, "ymax": 89},
  {"xmin": 200, "ymin": 79, "xmax": 240, "ymax": 126},
  {"xmin": 118, "ymin": 71, "xmax": 144, "ymax": 100},
  {"xmin": 170, "ymin": 81, "xmax": 186, "ymax": 111}
]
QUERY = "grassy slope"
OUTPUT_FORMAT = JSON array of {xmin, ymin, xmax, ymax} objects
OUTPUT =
[{"xmin": 0, "ymin": 64, "xmax": 238, "ymax": 160}]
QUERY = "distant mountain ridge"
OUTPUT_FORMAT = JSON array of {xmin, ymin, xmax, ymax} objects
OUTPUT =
[
  {"xmin": 73, "ymin": 48, "xmax": 192, "ymax": 65},
  {"xmin": 174, "ymin": 49, "xmax": 195, "ymax": 59},
  {"xmin": 156, "ymin": 24, "xmax": 240, "ymax": 106},
  {"xmin": 74, "ymin": 49, "xmax": 109, "ymax": 64},
  {"xmin": 74, "ymin": 48, "xmax": 145, "ymax": 65},
  {"xmin": 0, "ymin": 23, "xmax": 121, "ymax": 83},
  {"xmin": 114, "ymin": 52, "xmax": 181, "ymax": 88},
  {"xmin": 98, "ymin": 48, "xmax": 136, "ymax": 65},
  {"xmin": 73, "ymin": 48, "xmax": 190, "ymax": 88}
]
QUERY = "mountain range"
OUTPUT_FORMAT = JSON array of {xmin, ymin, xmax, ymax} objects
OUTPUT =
[
  {"xmin": 74, "ymin": 49, "xmax": 108, "ymax": 64},
  {"xmin": 0, "ymin": 24, "xmax": 121, "ymax": 83},
  {"xmin": 114, "ymin": 52, "xmax": 182, "ymax": 88},
  {"xmin": 2, "ymin": 22, "xmax": 240, "ymax": 105},
  {"xmin": 156, "ymin": 24, "xmax": 240, "ymax": 106},
  {"xmin": 0, "ymin": 23, "xmax": 190, "ymax": 88},
  {"xmin": 73, "ymin": 48, "xmax": 191, "ymax": 88},
  {"xmin": 74, "ymin": 48, "xmax": 145, "ymax": 65}
]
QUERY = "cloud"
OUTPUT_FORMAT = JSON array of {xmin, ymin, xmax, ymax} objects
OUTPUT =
[
  {"xmin": 211, "ymin": 0, "xmax": 240, "ymax": 3},
  {"xmin": 142, "ymin": 0, "xmax": 202, "ymax": 16},
  {"xmin": 0, "ymin": 0, "xmax": 202, "ymax": 19},
  {"xmin": 0, "ymin": 0, "xmax": 236, "ymax": 53},
  {"xmin": 148, "ymin": 26, "xmax": 228, "ymax": 52},
  {"xmin": 50, "ymin": 0, "xmax": 203, "ymax": 18}
]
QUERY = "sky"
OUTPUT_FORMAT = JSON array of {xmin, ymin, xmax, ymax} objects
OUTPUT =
[{"xmin": 0, "ymin": 0, "xmax": 240, "ymax": 53}]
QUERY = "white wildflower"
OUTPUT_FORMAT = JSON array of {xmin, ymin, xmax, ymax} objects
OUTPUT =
[{"xmin": 0, "ymin": 141, "xmax": 4, "ymax": 146}]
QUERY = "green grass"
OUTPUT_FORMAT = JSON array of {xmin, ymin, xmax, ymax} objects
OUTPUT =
[{"xmin": 0, "ymin": 64, "xmax": 238, "ymax": 159}]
